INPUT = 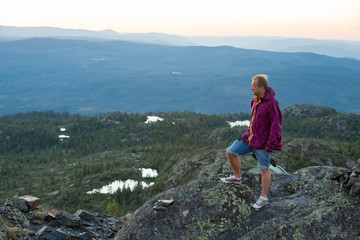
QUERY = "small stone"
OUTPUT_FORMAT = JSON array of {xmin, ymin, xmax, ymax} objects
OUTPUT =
[
  {"xmin": 345, "ymin": 175, "xmax": 359, "ymax": 189},
  {"xmin": 75, "ymin": 209, "xmax": 97, "ymax": 222},
  {"xmin": 35, "ymin": 226, "xmax": 69, "ymax": 240},
  {"xmin": 108, "ymin": 232, "xmax": 116, "ymax": 238},
  {"xmin": 44, "ymin": 212, "xmax": 56, "ymax": 222},
  {"xmin": 346, "ymin": 159, "xmax": 356, "ymax": 168},
  {"xmin": 182, "ymin": 210, "xmax": 189, "ymax": 217},
  {"xmin": 350, "ymin": 172, "xmax": 358, "ymax": 177},
  {"xmin": 77, "ymin": 232, "xmax": 93, "ymax": 240},
  {"xmin": 56, "ymin": 211, "xmax": 81, "ymax": 228},
  {"xmin": 350, "ymin": 182, "xmax": 360, "ymax": 196},
  {"xmin": 153, "ymin": 206, "xmax": 167, "ymax": 211},
  {"xmin": 154, "ymin": 201, "xmax": 164, "ymax": 207},
  {"xmin": 4, "ymin": 198, "xmax": 13, "ymax": 207},
  {"xmin": 160, "ymin": 199, "xmax": 175, "ymax": 207},
  {"xmin": 119, "ymin": 215, "xmax": 130, "ymax": 223},
  {"xmin": 339, "ymin": 176, "xmax": 349, "ymax": 184},
  {"xmin": 327, "ymin": 198, "xmax": 337, "ymax": 206},
  {"xmin": 352, "ymin": 165, "xmax": 360, "ymax": 175},
  {"xmin": 154, "ymin": 199, "xmax": 175, "ymax": 208},
  {"xmin": 358, "ymin": 159, "xmax": 360, "ymax": 165},
  {"xmin": 330, "ymin": 171, "xmax": 341, "ymax": 180}
]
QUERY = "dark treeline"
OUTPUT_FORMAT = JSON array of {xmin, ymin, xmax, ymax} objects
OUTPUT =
[{"xmin": 0, "ymin": 111, "xmax": 248, "ymax": 158}]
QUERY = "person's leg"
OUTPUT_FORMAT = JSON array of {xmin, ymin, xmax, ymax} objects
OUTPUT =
[
  {"xmin": 260, "ymin": 168, "xmax": 271, "ymax": 198},
  {"xmin": 223, "ymin": 140, "xmax": 251, "ymax": 183},
  {"xmin": 227, "ymin": 151, "xmax": 241, "ymax": 178},
  {"xmin": 252, "ymin": 149, "xmax": 271, "ymax": 208}
]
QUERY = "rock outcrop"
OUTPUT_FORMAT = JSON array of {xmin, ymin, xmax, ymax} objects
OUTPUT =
[
  {"xmin": 116, "ymin": 166, "xmax": 360, "ymax": 240},
  {"xmin": 0, "ymin": 196, "xmax": 126, "ymax": 239},
  {"xmin": 331, "ymin": 159, "xmax": 360, "ymax": 196},
  {"xmin": 2, "ymin": 165, "xmax": 360, "ymax": 239},
  {"xmin": 282, "ymin": 104, "xmax": 337, "ymax": 119}
]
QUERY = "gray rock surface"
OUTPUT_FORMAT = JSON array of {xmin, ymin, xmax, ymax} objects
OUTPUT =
[
  {"xmin": 282, "ymin": 104, "xmax": 336, "ymax": 119},
  {"xmin": 35, "ymin": 226, "xmax": 69, "ymax": 240},
  {"xmin": 116, "ymin": 166, "xmax": 360, "ymax": 240}
]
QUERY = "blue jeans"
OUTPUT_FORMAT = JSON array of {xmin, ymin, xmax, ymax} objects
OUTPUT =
[{"xmin": 227, "ymin": 140, "xmax": 270, "ymax": 169}]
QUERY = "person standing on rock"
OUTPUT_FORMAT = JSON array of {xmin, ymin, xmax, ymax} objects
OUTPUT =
[{"xmin": 221, "ymin": 74, "xmax": 282, "ymax": 209}]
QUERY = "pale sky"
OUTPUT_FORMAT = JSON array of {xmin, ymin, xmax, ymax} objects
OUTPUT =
[{"xmin": 1, "ymin": 0, "xmax": 359, "ymax": 40}]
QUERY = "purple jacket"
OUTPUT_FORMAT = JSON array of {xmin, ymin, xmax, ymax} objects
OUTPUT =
[{"xmin": 241, "ymin": 87, "xmax": 282, "ymax": 152}]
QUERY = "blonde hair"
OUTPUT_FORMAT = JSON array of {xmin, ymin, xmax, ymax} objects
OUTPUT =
[{"xmin": 252, "ymin": 74, "xmax": 268, "ymax": 90}]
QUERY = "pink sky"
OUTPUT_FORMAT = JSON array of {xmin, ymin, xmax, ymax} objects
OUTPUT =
[{"xmin": 1, "ymin": 0, "xmax": 359, "ymax": 40}]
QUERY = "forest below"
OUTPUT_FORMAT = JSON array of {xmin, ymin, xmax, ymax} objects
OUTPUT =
[{"xmin": 0, "ymin": 104, "xmax": 359, "ymax": 216}]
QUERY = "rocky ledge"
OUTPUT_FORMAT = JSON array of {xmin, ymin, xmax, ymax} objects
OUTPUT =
[
  {"xmin": 1, "ymin": 164, "xmax": 360, "ymax": 240},
  {"xmin": 116, "ymin": 165, "xmax": 360, "ymax": 240},
  {"xmin": 0, "ymin": 195, "xmax": 127, "ymax": 239}
]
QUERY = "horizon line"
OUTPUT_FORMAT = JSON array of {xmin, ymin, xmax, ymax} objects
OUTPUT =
[{"xmin": 1, "ymin": 25, "xmax": 359, "ymax": 42}]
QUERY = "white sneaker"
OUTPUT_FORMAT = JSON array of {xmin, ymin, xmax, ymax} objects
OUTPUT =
[
  {"xmin": 252, "ymin": 196, "xmax": 269, "ymax": 209},
  {"xmin": 220, "ymin": 175, "xmax": 242, "ymax": 184}
]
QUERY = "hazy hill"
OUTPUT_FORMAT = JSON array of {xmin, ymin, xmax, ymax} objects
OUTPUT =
[
  {"xmin": 0, "ymin": 25, "xmax": 196, "ymax": 46},
  {"xmin": 2, "ymin": 26, "xmax": 360, "ymax": 60},
  {"xmin": 188, "ymin": 36, "xmax": 360, "ymax": 60},
  {"xmin": 1, "ymin": 38, "xmax": 360, "ymax": 116}
]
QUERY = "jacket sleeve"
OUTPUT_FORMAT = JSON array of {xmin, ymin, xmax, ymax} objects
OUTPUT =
[
  {"xmin": 265, "ymin": 100, "xmax": 282, "ymax": 151},
  {"xmin": 241, "ymin": 128, "xmax": 251, "ymax": 142}
]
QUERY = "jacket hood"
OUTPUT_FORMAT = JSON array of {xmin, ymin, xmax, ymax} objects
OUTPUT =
[{"xmin": 262, "ymin": 87, "xmax": 276, "ymax": 101}]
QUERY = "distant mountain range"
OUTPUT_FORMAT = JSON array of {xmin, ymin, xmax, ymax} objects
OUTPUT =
[
  {"xmin": 188, "ymin": 36, "xmax": 360, "ymax": 61},
  {"xmin": 0, "ymin": 26, "xmax": 196, "ymax": 46},
  {"xmin": 1, "ymin": 28, "xmax": 360, "ymax": 116},
  {"xmin": 1, "ymin": 26, "xmax": 360, "ymax": 60}
]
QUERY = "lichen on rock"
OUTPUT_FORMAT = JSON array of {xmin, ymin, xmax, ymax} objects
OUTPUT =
[{"xmin": 116, "ymin": 166, "xmax": 360, "ymax": 240}]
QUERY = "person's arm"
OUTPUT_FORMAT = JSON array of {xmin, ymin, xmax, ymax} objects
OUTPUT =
[{"xmin": 265, "ymin": 101, "xmax": 282, "ymax": 152}]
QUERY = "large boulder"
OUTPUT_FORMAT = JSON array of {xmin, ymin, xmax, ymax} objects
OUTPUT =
[
  {"xmin": 55, "ymin": 211, "xmax": 82, "ymax": 229},
  {"xmin": 75, "ymin": 209, "xmax": 98, "ymax": 222},
  {"xmin": 6, "ymin": 195, "xmax": 40, "ymax": 213},
  {"xmin": 116, "ymin": 166, "xmax": 360, "ymax": 240}
]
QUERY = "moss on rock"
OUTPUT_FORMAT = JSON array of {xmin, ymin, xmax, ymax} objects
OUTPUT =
[
  {"xmin": 0, "ymin": 206, "xmax": 32, "ymax": 239},
  {"xmin": 116, "ymin": 166, "xmax": 360, "ymax": 240}
]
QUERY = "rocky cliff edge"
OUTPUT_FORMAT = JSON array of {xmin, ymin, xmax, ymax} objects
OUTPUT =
[
  {"xmin": 1, "ymin": 165, "xmax": 359, "ymax": 239},
  {"xmin": 116, "ymin": 165, "xmax": 360, "ymax": 240}
]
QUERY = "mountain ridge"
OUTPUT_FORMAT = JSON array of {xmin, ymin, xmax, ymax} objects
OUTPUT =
[
  {"xmin": 1, "ymin": 25, "xmax": 360, "ymax": 60},
  {"xmin": 0, "ymin": 25, "xmax": 196, "ymax": 46},
  {"xmin": 1, "ymin": 38, "xmax": 360, "ymax": 116}
]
